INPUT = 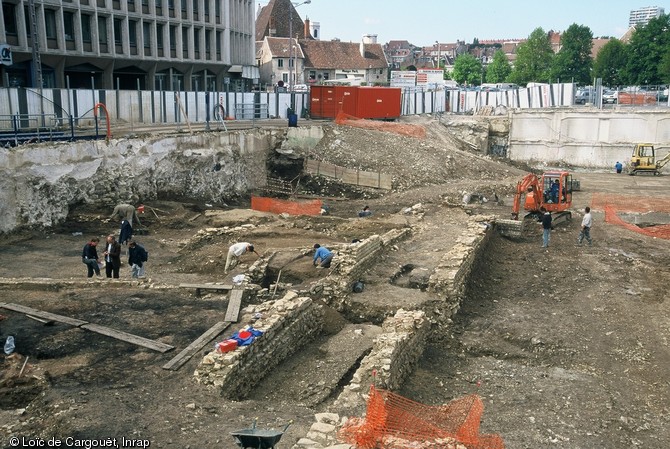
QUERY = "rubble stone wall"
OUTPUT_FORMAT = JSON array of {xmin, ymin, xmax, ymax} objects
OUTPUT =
[
  {"xmin": 333, "ymin": 309, "xmax": 429, "ymax": 413},
  {"xmin": 194, "ymin": 293, "xmax": 324, "ymax": 399},
  {"xmin": 0, "ymin": 130, "xmax": 282, "ymax": 233},
  {"xmin": 428, "ymin": 216, "xmax": 492, "ymax": 316}
]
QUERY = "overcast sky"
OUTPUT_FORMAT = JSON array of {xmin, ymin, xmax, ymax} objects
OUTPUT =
[{"xmin": 268, "ymin": 1, "xmax": 668, "ymax": 45}]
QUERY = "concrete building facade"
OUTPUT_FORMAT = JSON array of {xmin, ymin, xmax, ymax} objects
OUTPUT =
[
  {"xmin": 0, "ymin": 0, "xmax": 258, "ymax": 91},
  {"xmin": 629, "ymin": 6, "xmax": 665, "ymax": 27}
]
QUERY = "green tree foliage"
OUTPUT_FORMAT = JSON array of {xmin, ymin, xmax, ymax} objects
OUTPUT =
[
  {"xmin": 509, "ymin": 28, "xmax": 554, "ymax": 85},
  {"xmin": 486, "ymin": 50, "xmax": 512, "ymax": 83},
  {"xmin": 593, "ymin": 39, "xmax": 629, "ymax": 87},
  {"xmin": 452, "ymin": 53, "xmax": 483, "ymax": 85},
  {"xmin": 659, "ymin": 48, "xmax": 670, "ymax": 84},
  {"xmin": 625, "ymin": 14, "xmax": 670, "ymax": 85},
  {"xmin": 551, "ymin": 24, "xmax": 593, "ymax": 84}
]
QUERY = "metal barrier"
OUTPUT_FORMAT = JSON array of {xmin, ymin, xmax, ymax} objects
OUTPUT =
[
  {"xmin": 0, "ymin": 113, "xmax": 70, "ymax": 146},
  {"xmin": 234, "ymin": 103, "xmax": 270, "ymax": 120}
]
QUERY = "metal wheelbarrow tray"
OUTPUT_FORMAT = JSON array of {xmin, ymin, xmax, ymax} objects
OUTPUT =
[{"xmin": 230, "ymin": 428, "xmax": 285, "ymax": 449}]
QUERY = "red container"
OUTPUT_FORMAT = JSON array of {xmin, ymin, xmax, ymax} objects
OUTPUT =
[
  {"xmin": 346, "ymin": 87, "xmax": 401, "ymax": 120},
  {"xmin": 309, "ymin": 85, "xmax": 401, "ymax": 120},
  {"xmin": 217, "ymin": 339, "xmax": 238, "ymax": 353}
]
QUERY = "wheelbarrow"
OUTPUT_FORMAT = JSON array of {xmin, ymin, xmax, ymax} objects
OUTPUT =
[{"xmin": 231, "ymin": 419, "xmax": 291, "ymax": 449}]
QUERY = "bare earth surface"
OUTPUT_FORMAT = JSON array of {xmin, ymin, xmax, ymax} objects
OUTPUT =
[{"xmin": 1, "ymin": 119, "xmax": 670, "ymax": 449}]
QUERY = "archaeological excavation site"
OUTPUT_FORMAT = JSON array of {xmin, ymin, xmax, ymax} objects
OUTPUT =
[{"xmin": 1, "ymin": 114, "xmax": 670, "ymax": 449}]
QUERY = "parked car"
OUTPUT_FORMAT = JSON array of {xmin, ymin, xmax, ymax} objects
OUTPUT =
[
  {"xmin": 574, "ymin": 89, "xmax": 594, "ymax": 105},
  {"xmin": 603, "ymin": 90, "xmax": 618, "ymax": 104}
]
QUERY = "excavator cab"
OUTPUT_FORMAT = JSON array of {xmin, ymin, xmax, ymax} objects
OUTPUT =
[
  {"xmin": 539, "ymin": 172, "xmax": 573, "ymax": 213},
  {"xmin": 629, "ymin": 143, "xmax": 668, "ymax": 175}
]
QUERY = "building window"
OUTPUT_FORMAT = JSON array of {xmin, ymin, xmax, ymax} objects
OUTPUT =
[
  {"xmin": 182, "ymin": 26, "xmax": 188, "ymax": 54},
  {"xmin": 143, "ymin": 22, "xmax": 150, "ymax": 48},
  {"xmin": 2, "ymin": 4, "xmax": 17, "ymax": 35},
  {"xmin": 23, "ymin": 6, "xmax": 31, "ymax": 35},
  {"xmin": 194, "ymin": 28, "xmax": 200, "ymax": 55},
  {"xmin": 98, "ymin": 17, "xmax": 108, "ymax": 44},
  {"xmin": 169, "ymin": 25, "xmax": 176, "ymax": 50},
  {"xmin": 82, "ymin": 14, "xmax": 92, "ymax": 42},
  {"xmin": 114, "ymin": 18, "xmax": 123, "ymax": 45},
  {"xmin": 64, "ymin": 12, "xmax": 75, "ymax": 41},
  {"xmin": 157, "ymin": 24, "xmax": 164, "ymax": 49},
  {"xmin": 129, "ymin": 20, "xmax": 137, "ymax": 47},
  {"xmin": 45, "ymin": 10, "xmax": 57, "ymax": 39},
  {"xmin": 277, "ymin": 59, "xmax": 284, "ymax": 68}
]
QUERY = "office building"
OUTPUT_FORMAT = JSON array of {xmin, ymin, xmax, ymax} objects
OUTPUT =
[{"xmin": 0, "ymin": 0, "xmax": 258, "ymax": 91}]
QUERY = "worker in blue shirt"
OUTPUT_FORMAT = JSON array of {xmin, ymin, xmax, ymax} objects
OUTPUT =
[
  {"xmin": 550, "ymin": 179, "xmax": 560, "ymax": 203},
  {"xmin": 313, "ymin": 244, "xmax": 334, "ymax": 268},
  {"xmin": 615, "ymin": 161, "xmax": 623, "ymax": 174}
]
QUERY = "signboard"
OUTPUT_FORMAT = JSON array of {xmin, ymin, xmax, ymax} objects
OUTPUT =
[
  {"xmin": 0, "ymin": 45, "xmax": 12, "ymax": 66},
  {"xmin": 417, "ymin": 69, "xmax": 444, "ymax": 86},
  {"xmin": 390, "ymin": 71, "xmax": 416, "ymax": 88}
]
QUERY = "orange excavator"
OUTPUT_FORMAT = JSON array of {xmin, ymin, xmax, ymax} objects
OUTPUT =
[{"xmin": 498, "ymin": 171, "xmax": 574, "ymax": 237}]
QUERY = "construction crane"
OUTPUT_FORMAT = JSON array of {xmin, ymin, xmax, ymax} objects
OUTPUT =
[
  {"xmin": 629, "ymin": 143, "xmax": 670, "ymax": 175},
  {"xmin": 497, "ymin": 171, "xmax": 574, "ymax": 238},
  {"xmin": 27, "ymin": 0, "xmax": 43, "ymax": 89}
]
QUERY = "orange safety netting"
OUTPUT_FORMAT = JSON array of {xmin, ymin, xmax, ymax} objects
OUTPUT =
[
  {"xmin": 591, "ymin": 193, "xmax": 670, "ymax": 240},
  {"xmin": 250, "ymin": 196, "xmax": 322, "ymax": 216},
  {"xmin": 335, "ymin": 112, "xmax": 426, "ymax": 139},
  {"xmin": 338, "ymin": 386, "xmax": 504, "ymax": 449}
]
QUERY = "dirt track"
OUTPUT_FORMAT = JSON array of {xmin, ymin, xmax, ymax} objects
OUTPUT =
[{"xmin": 1, "ymin": 123, "xmax": 670, "ymax": 449}]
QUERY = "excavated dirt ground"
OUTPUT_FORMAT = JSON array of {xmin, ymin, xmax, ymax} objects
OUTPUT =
[{"xmin": 1, "ymin": 119, "xmax": 670, "ymax": 449}]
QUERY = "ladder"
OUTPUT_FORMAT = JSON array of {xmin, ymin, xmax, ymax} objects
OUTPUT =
[{"xmin": 27, "ymin": 0, "xmax": 43, "ymax": 88}]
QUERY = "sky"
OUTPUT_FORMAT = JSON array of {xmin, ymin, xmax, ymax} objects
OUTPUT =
[{"xmin": 271, "ymin": 1, "xmax": 669, "ymax": 45}]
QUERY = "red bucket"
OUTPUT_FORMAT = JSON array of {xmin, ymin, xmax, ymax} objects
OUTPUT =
[
  {"xmin": 137, "ymin": 204, "xmax": 145, "ymax": 214},
  {"xmin": 217, "ymin": 339, "xmax": 238, "ymax": 353}
]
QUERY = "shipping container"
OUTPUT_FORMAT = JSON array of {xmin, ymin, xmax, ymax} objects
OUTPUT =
[{"xmin": 309, "ymin": 86, "xmax": 401, "ymax": 120}]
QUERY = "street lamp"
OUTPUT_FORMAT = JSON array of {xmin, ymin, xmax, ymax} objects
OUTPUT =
[{"xmin": 289, "ymin": 0, "xmax": 311, "ymax": 109}]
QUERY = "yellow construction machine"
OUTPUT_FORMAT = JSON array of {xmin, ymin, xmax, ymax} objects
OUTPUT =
[{"xmin": 629, "ymin": 143, "xmax": 670, "ymax": 175}]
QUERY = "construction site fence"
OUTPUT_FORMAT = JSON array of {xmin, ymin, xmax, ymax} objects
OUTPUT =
[
  {"xmin": 339, "ymin": 385, "xmax": 504, "ymax": 449},
  {"xmin": 304, "ymin": 158, "xmax": 393, "ymax": 190},
  {"xmin": 591, "ymin": 193, "xmax": 670, "ymax": 240},
  {"xmin": 251, "ymin": 196, "xmax": 322, "ymax": 216}
]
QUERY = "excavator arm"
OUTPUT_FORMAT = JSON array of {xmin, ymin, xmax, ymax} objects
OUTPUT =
[
  {"xmin": 511, "ymin": 173, "xmax": 542, "ymax": 219},
  {"xmin": 656, "ymin": 151, "xmax": 670, "ymax": 169}
]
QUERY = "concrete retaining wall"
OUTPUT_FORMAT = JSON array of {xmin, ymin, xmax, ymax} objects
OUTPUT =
[
  {"xmin": 194, "ymin": 292, "xmax": 324, "ymax": 399},
  {"xmin": 0, "ymin": 130, "xmax": 282, "ymax": 233},
  {"xmin": 509, "ymin": 109, "xmax": 670, "ymax": 169}
]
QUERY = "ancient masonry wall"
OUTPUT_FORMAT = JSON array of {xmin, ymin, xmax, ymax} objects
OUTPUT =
[
  {"xmin": 428, "ymin": 216, "xmax": 493, "ymax": 316},
  {"xmin": 194, "ymin": 292, "xmax": 324, "ymax": 399},
  {"xmin": 310, "ymin": 228, "xmax": 412, "ymax": 309}
]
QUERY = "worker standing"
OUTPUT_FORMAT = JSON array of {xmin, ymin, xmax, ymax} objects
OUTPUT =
[
  {"xmin": 541, "ymin": 208, "xmax": 552, "ymax": 248},
  {"xmin": 615, "ymin": 161, "xmax": 623, "ymax": 174},
  {"xmin": 577, "ymin": 207, "xmax": 593, "ymax": 246}
]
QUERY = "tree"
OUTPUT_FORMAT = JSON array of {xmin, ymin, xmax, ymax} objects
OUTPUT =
[
  {"xmin": 659, "ymin": 47, "xmax": 670, "ymax": 84},
  {"xmin": 551, "ymin": 24, "xmax": 593, "ymax": 85},
  {"xmin": 624, "ymin": 14, "xmax": 670, "ymax": 85},
  {"xmin": 452, "ymin": 53, "xmax": 483, "ymax": 86},
  {"xmin": 593, "ymin": 39, "xmax": 629, "ymax": 87},
  {"xmin": 486, "ymin": 50, "xmax": 512, "ymax": 83},
  {"xmin": 509, "ymin": 28, "xmax": 554, "ymax": 85}
]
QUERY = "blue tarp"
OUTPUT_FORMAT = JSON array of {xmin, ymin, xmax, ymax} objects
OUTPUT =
[{"xmin": 230, "ymin": 327, "xmax": 263, "ymax": 346}]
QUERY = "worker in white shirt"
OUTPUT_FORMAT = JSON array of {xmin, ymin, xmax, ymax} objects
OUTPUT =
[
  {"xmin": 225, "ymin": 242, "xmax": 259, "ymax": 273},
  {"xmin": 577, "ymin": 207, "xmax": 593, "ymax": 246}
]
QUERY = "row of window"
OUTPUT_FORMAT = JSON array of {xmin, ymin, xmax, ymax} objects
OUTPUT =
[{"xmin": 3, "ymin": 4, "xmax": 229, "ymax": 59}]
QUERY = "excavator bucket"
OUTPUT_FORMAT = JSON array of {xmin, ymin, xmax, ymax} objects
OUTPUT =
[{"xmin": 496, "ymin": 218, "xmax": 526, "ymax": 238}]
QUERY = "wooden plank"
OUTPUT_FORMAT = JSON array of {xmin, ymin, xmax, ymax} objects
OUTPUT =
[
  {"xmin": 1, "ymin": 303, "xmax": 88, "ymax": 327},
  {"xmin": 162, "ymin": 321, "xmax": 231, "ymax": 371},
  {"xmin": 305, "ymin": 159, "xmax": 392, "ymax": 190},
  {"xmin": 179, "ymin": 283, "xmax": 233, "ymax": 290},
  {"xmin": 80, "ymin": 323, "xmax": 174, "ymax": 353},
  {"xmin": 224, "ymin": 289, "xmax": 244, "ymax": 323}
]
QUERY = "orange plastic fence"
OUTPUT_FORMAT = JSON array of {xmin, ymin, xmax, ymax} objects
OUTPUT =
[
  {"xmin": 250, "ymin": 196, "xmax": 322, "ymax": 216},
  {"xmin": 338, "ymin": 386, "xmax": 504, "ymax": 449},
  {"xmin": 335, "ymin": 112, "xmax": 427, "ymax": 139},
  {"xmin": 591, "ymin": 193, "xmax": 670, "ymax": 240}
]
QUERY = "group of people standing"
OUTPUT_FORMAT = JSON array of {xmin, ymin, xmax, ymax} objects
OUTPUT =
[
  {"xmin": 81, "ymin": 204, "xmax": 148, "ymax": 279},
  {"xmin": 541, "ymin": 206, "xmax": 593, "ymax": 249}
]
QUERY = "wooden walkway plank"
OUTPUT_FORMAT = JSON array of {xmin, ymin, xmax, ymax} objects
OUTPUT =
[
  {"xmin": 81, "ymin": 323, "xmax": 174, "ymax": 353},
  {"xmin": 179, "ymin": 283, "xmax": 233, "ymax": 297},
  {"xmin": 1, "ymin": 303, "xmax": 88, "ymax": 327},
  {"xmin": 162, "ymin": 321, "xmax": 231, "ymax": 371},
  {"xmin": 224, "ymin": 289, "xmax": 244, "ymax": 323}
]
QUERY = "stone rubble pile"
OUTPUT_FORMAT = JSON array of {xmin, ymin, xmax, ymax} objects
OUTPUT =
[{"xmin": 292, "ymin": 412, "xmax": 352, "ymax": 449}]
